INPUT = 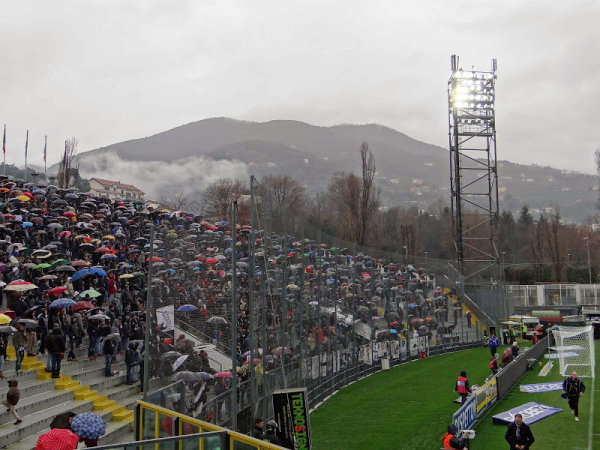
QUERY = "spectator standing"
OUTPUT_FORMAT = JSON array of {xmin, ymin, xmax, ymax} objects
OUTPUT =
[
  {"xmin": 2, "ymin": 380, "xmax": 22, "ymax": 425},
  {"xmin": 454, "ymin": 370, "xmax": 471, "ymax": 405},
  {"xmin": 511, "ymin": 341, "xmax": 519, "ymax": 358},
  {"xmin": 47, "ymin": 328, "xmax": 66, "ymax": 378},
  {"xmin": 504, "ymin": 413, "xmax": 534, "ymax": 449},
  {"xmin": 12, "ymin": 323, "xmax": 27, "ymax": 375},
  {"xmin": 562, "ymin": 371, "xmax": 585, "ymax": 421},
  {"xmin": 103, "ymin": 337, "xmax": 116, "ymax": 377},
  {"xmin": 489, "ymin": 333, "xmax": 499, "ymax": 357}
]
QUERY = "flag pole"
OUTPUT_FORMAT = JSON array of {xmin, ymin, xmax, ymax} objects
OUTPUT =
[
  {"xmin": 24, "ymin": 130, "xmax": 29, "ymax": 182},
  {"xmin": 43, "ymin": 135, "xmax": 47, "ymax": 182},
  {"xmin": 2, "ymin": 124, "xmax": 6, "ymax": 177}
]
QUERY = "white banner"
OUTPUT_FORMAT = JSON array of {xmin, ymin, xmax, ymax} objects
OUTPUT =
[{"xmin": 156, "ymin": 305, "xmax": 174, "ymax": 332}]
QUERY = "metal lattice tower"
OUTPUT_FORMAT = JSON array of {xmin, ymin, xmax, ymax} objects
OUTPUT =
[{"xmin": 448, "ymin": 55, "xmax": 500, "ymax": 284}]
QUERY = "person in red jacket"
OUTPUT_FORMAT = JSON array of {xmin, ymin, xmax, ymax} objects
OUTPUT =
[{"xmin": 454, "ymin": 370, "xmax": 471, "ymax": 404}]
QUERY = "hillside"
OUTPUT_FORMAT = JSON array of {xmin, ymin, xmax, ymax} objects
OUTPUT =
[{"xmin": 63, "ymin": 118, "xmax": 598, "ymax": 223}]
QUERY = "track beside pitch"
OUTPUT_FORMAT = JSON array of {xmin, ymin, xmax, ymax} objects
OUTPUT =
[{"xmin": 310, "ymin": 347, "xmax": 494, "ymax": 450}]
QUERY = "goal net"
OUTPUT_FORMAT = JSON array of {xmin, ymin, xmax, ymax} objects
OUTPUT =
[{"xmin": 550, "ymin": 325, "xmax": 595, "ymax": 378}]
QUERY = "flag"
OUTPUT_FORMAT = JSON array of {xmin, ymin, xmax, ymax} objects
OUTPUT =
[
  {"xmin": 2, "ymin": 125, "xmax": 5, "ymax": 156},
  {"xmin": 62, "ymin": 140, "xmax": 68, "ymax": 168}
]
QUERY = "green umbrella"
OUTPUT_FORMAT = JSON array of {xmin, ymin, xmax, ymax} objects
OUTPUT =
[
  {"xmin": 80, "ymin": 288, "xmax": 101, "ymax": 298},
  {"xmin": 34, "ymin": 263, "xmax": 52, "ymax": 270},
  {"xmin": 51, "ymin": 259, "xmax": 69, "ymax": 269}
]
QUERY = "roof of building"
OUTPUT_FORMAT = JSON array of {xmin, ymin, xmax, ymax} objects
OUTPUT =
[{"xmin": 90, "ymin": 177, "xmax": 145, "ymax": 195}]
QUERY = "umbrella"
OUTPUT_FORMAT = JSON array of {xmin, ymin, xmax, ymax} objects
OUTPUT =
[
  {"xmin": 50, "ymin": 298, "xmax": 77, "ymax": 309},
  {"xmin": 17, "ymin": 318, "xmax": 38, "ymax": 329},
  {"xmin": 176, "ymin": 304, "xmax": 197, "ymax": 312},
  {"xmin": 34, "ymin": 263, "xmax": 52, "ymax": 270},
  {"xmin": 119, "ymin": 274, "xmax": 134, "ymax": 279},
  {"xmin": 80, "ymin": 288, "xmax": 101, "ymax": 298},
  {"xmin": 171, "ymin": 371, "xmax": 213, "ymax": 382},
  {"xmin": 163, "ymin": 351, "xmax": 182, "ymax": 358},
  {"xmin": 88, "ymin": 267, "xmax": 107, "ymax": 277},
  {"xmin": 172, "ymin": 354, "xmax": 189, "ymax": 372},
  {"xmin": 88, "ymin": 314, "xmax": 110, "ymax": 321},
  {"xmin": 105, "ymin": 332, "xmax": 121, "ymax": 341},
  {"xmin": 47, "ymin": 286, "xmax": 68, "ymax": 296},
  {"xmin": 71, "ymin": 301, "xmax": 94, "ymax": 312},
  {"xmin": 4, "ymin": 280, "xmax": 37, "ymax": 292},
  {"xmin": 70, "ymin": 412, "xmax": 106, "ymax": 440},
  {"xmin": 0, "ymin": 314, "xmax": 12, "ymax": 325},
  {"xmin": 206, "ymin": 316, "xmax": 228, "ymax": 325},
  {"xmin": 35, "ymin": 428, "xmax": 80, "ymax": 450},
  {"xmin": 55, "ymin": 265, "xmax": 76, "ymax": 273},
  {"xmin": 71, "ymin": 269, "xmax": 89, "ymax": 281},
  {"xmin": 99, "ymin": 254, "xmax": 117, "ymax": 261},
  {"xmin": 272, "ymin": 347, "xmax": 292, "ymax": 356},
  {"xmin": 214, "ymin": 371, "xmax": 233, "ymax": 379},
  {"xmin": 0, "ymin": 325, "xmax": 16, "ymax": 334}
]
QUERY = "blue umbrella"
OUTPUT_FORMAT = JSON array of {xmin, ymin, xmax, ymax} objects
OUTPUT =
[
  {"xmin": 192, "ymin": 267, "xmax": 201, "ymax": 271},
  {"xmin": 70, "ymin": 412, "xmax": 106, "ymax": 440},
  {"xmin": 88, "ymin": 267, "xmax": 107, "ymax": 277},
  {"xmin": 50, "ymin": 298, "xmax": 76, "ymax": 309},
  {"xmin": 71, "ymin": 269, "xmax": 89, "ymax": 281},
  {"xmin": 22, "ymin": 222, "xmax": 33, "ymax": 228},
  {"xmin": 390, "ymin": 329, "xmax": 399, "ymax": 334},
  {"xmin": 99, "ymin": 254, "xmax": 117, "ymax": 261},
  {"xmin": 177, "ymin": 304, "xmax": 197, "ymax": 312}
]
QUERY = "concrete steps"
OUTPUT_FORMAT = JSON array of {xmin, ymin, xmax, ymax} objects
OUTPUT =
[{"xmin": 0, "ymin": 342, "xmax": 140, "ymax": 448}]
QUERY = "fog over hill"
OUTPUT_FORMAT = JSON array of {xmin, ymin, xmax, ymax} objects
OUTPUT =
[{"xmin": 60, "ymin": 118, "xmax": 597, "ymax": 223}]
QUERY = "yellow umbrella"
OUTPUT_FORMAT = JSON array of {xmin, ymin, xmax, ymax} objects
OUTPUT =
[
  {"xmin": 102, "ymin": 235, "xmax": 115, "ymax": 240},
  {"xmin": 119, "ymin": 274, "xmax": 134, "ymax": 279},
  {"xmin": 16, "ymin": 195, "xmax": 31, "ymax": 202},
  {"xmin": 0, "ymin": 314, "xmax": 12, "ymax": 325}
]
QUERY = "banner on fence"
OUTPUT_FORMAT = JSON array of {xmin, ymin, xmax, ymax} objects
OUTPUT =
[
  {"xmin": 452, "ymin": 393, "xmax": 477, "ymax": 432},
  {"xmin": 391, "ymin": 340, "xmax": 400, "ymax": 359},
  {"xmin": 475, "ymin": 376, "xmax": 498, "ymax": 413},
  {"xmin": 519, "ymin": 382, "xmax": 563, "ymax": 393},
  {"xmin": 156, "ymin": 305, "xmax": 174, "ymax": 331},
  {"xmin": 273, "ymin": 388, "xmax": 312, "ymax": 450},
  {"xmin": 492, "ymin": 402, "xmax": 562, "ymax": 425}
]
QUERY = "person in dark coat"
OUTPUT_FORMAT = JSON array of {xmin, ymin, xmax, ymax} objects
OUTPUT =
[
  {"xmin": 47, "ymin": 328, "xmax": 66, "ymax": 378},
  {"xmin": 505, "ymin": 413, "xmax": 534, "ymax": 450},
  {"xmin": 562, "ymin": 371, "xmax": 585, "ymax": 421},
  {"xmin": 442, "ymin": 424, "xmax": 466, "ymax": 449},
  {"xmin": 103, "ymin": 337, "xmax": 117, "ymax": 377},
  {"xmin": 252, "ymin": 417, "xmax": 264, "ymax": 440},
  {"xmin": 264, "ymin": 420, "xmax": 282, "ymax": 446}
]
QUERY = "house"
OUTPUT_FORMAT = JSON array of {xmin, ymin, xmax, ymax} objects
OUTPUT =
[{"xmin": 89, "ymin": 178, "xmax": 145, "ymax": 201}]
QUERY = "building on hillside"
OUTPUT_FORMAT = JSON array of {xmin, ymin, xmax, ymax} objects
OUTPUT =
[{"xmin": 89, "ymin": 177, "xmax": 145, "ymax": 201}]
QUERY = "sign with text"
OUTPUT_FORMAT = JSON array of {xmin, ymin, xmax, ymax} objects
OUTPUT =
[
  {"xmin": 453, "ymin": 394, "xmax": 477, "ymax": 433},
  {"xmin": 476, "ymin": 376, "xmax": 498, "ymax": 413},
  {"xmin": 492, "ymin": 402, "xmax": 562, "ymax": 425},
  {"xmin": 519, "ymin": 382, "xmax": 563, "ymax": 393},
  {"xmin": 273, "ymin": 388, "xmax": 312, "ymax": 450}
]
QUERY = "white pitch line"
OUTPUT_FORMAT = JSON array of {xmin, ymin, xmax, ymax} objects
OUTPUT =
[{"xmin": 588, "ymin": 375, "xmax": 596, "ymax": 450}]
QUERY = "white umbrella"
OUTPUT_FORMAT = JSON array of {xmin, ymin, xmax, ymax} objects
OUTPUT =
[{"xmin": 172, "ymin": 354, "xmax": 189, "ymax": 372}]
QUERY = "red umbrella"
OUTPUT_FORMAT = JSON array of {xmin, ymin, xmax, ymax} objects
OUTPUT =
[
  {"xmin": 35, "ymin": 428, "xmax": 79, "ymax": 450},
  {"xmin": 71, "ymin": 301, "xmax": 94, "ymax": 312},
  {"xmin": 205, "ymin": 258, "xmax": 218, "ymax": 265},
  {"xmin": 47, "ymin": 286, "xmax": 68, "ymax": 297},
  {"xmin": 0, "ymin": 310, "xmax": 15, "ymax": 319},
  {"xmin": 4, "ymin": 280, "xmax": 37, "ymax": 292},
  {"xmin": 410, "ymin": 318, "xmax": 423, "ymax": 324},
  {"xmin": 62, "ymin": 211, "xmax": 76, "ymax": 218},
  {"xmin": 214, "ymin": 372, "xmax": 233, "ymax": 378},
  {"xmin": 94, "ymin": 247, "xmax": 111, "ymax": 253},
  {"xmin": 146, "ymin": 256, "xmax": 162, "ymax": 262},
  {"xmin": 71, "ymin": 260, "xmax": 90, "ymax": 268}
]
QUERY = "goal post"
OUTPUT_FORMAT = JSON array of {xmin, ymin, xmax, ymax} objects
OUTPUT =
[{"xmin": 550, "ymin": 325, "xmax": 595, "ymax": 378}]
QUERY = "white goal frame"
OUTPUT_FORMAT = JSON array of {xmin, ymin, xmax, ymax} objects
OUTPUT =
[{"xmin": 550, "ymin": 325, "xmax": 595, "ymax": 378}]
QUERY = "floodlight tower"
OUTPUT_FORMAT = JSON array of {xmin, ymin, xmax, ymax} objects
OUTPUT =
[{"xmin": 448, "ymin": 55, "xmax": 500, "ymax": 286}]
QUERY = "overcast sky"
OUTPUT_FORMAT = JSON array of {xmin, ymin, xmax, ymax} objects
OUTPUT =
[{"xmin": 1, "ymin": 1, "xmax": 599, "ymax": 174}]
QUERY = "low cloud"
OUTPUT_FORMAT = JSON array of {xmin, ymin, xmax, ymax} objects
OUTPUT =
[{"xmin": 77, "ymin": 151, "xmax": 248, "ymax": 203}]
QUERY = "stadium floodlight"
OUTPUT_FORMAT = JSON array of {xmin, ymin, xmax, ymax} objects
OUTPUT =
[{"xmin": 447, "ymin": 55, "xmax": 500, "ymax": 286}]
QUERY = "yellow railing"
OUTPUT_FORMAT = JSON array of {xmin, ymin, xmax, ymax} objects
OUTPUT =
[{"xmin": 137, "ymin": 400, "xmax": 285, "ymax": 450}]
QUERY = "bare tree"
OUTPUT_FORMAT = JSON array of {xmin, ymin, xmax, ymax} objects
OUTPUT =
[
  {"xmin": 205, "ymin": 178, "xmax": 243, "ymax": 220},
  {"xmin": 57, "ymin": 137, "xmax": 78, "ymax": 188},
  {"xmin": 358, "ymin": 142, "xmax": 380, "ymax": 245},
  {"xmin": 157, "ymin": 191, "xmax": 203, "ymax": 214}
]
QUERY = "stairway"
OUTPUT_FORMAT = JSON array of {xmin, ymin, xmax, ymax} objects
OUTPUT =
[{"xmin": 0, "ymin": 342, "xmax": 140, "ymax": 449}]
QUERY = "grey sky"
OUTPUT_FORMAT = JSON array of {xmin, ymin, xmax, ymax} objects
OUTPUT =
[{"xmin": 1, "ymin": 1, "xmax": 599, "ymax": 173}]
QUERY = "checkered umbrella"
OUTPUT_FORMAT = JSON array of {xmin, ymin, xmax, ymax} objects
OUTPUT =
[{"xmin": 71, "ymin": 412, "xmax": 106, "ymax": 440}]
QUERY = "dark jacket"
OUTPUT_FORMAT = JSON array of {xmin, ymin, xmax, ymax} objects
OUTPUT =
[
  {"xmin": 47, "ymin": 332, "xmax": 66, "ymax": 354},
  {"xmin": 505, "ymin": 422, "xmax": 534, "ymax": 450},
  {"xmin": 563, "ymin": 376, "xmax": 585, "ymax": 398},
  {"xmin": 12, "ymin": 330, "xmax": 28, "ymax": 348},
  {"xmin": 6, "ymin": 385, "xmax": 20, "ymax": 406},
  {"xmin": 103, "ymin": 338, "xmax": 115, "ymax": 355}
]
